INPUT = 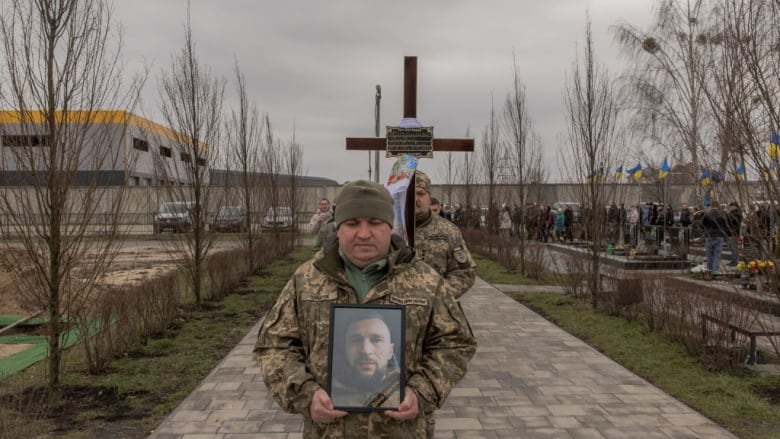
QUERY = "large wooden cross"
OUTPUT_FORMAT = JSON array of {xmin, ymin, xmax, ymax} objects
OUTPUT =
[
  {"xmin": 345, "ymin": 56, "xmax": 474, "ymax": 247},
  {"xmin": 346, "ymin": 56, "xmax": 474, "ymax": 154}
]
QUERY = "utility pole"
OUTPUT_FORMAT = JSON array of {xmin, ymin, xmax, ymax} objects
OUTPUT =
[{"xmin": 374, "ymin": 84, "xmax": 381, "ymax": 182}]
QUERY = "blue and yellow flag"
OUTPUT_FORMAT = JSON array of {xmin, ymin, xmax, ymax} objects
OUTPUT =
[
  {"xmin": 586, "ymin": 164, "xmax": 605, "ymax": 183},
  {"xmin": 586, "ymin": 168, "xmax": 597, "ymax": 183},
  {"xmin": 658, "ymin": 158, "xmax": 671, "ymax": 180},
  {"xmin": 699, "ymin": 169, "xmax": 711, "ymax": 186},
  {"xmin": 627, "ymin": 162, "xmax": 642, "ymax": 180},
  {"xmin": 736, "ymin": 164, "xmax": 745, "ymax": 180},
  {"xmin": 770, "ymin": 133, "xmax": 780, "ymax": 159},
  {"xmin": 615, "ymin": 164, "xmax": 623, "ymax": 181}
]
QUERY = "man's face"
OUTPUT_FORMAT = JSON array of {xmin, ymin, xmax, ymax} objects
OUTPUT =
[
  {"xmin": 337, "ymin": 218, "xmax": 392, "ymax": 268},
  {"xmin": 431, "ymin": 203, "xmax": 441, "ymax": 216},
  {"xmin": 345, "ymin": 317, "xmax": 394, "ymax": 380},
  {"xmin": 319, "ymin": 200, "xmax": 331, "ymax": 213},
  {"xmin": 415, "ymin": 187, "xmax": 431, "ymax": 216}
]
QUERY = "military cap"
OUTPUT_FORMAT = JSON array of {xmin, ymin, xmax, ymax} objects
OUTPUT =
[{"xmin": 334, "ymin": 180, "xmax": 394, "ymax": 226}]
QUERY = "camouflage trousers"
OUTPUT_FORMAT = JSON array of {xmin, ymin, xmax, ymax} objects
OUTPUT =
[{"xmin": 426, "ymin": 412, "xmax": 435, "ymax": 438}]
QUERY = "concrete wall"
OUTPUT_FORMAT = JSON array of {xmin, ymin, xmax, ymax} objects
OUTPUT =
[{"xmin": 0, "ymin": 180, "xmax": 765, "ymax": 230}]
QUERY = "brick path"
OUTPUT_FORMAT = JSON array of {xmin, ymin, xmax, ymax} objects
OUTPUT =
[{"xmin": 148, "ymin": 278, "xmax": 737, "ymax": 439}]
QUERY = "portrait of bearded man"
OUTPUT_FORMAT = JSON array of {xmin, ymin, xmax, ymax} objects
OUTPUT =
[{"xmin": 330, "ymin": 310, "xmax": 401, "ymax": 409}]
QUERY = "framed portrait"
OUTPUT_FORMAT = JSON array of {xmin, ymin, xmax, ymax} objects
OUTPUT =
[{"xmin": 327, "ymin": 304, "xmax": 405, "ymax": 412}]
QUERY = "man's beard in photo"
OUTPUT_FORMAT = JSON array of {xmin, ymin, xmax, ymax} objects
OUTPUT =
[{"xmin": 348, "ymin": 363, "xmax": 386, "ymax": 392}]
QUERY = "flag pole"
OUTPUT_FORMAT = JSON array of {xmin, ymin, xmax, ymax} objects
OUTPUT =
[
  {"xmin": 636, "ymin": 176, "xmax": 641, "ymax": 248},
  {"xmin": 664, "ymin": 175, "xmax": 668, "ymax": 206}
]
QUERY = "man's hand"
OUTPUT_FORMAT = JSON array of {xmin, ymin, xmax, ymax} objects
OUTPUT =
[
  {"xmin": 384, "ymin": 386, "xmax": 419, "ymax": 420},
  {"xmin": 309, "ymin": 389, "xmax": 348, "ymax": 423}
]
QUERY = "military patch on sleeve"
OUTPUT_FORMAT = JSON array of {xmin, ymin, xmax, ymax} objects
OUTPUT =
[
  {"xmin": 453, "ymin": 245, "xmax": 468, "ymax": 264},
  {"xmin": 389, "ymin": 296, "xmax": 428, "ymax": 306},
  {"xmin": 301, "ymin": 290, "xmax": 337, "ymax": 301}
]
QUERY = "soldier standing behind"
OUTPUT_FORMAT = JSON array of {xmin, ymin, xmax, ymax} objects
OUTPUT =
[
  {"xmin": 413, "ymin": 169, "xmax": 477, "ymax": 439},
  {"xmin": 255, "ymin": 180, "xmax": 476, "ymax": 438},
  {"xmin": 413, "ymin": 170, "xmax": 477, "ymax": 299}
]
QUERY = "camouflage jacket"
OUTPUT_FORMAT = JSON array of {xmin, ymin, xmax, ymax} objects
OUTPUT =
[
  {"xmin": 414, "ymin": 211, "xmax": 477, "ymax": 298},
  {"xmin": 255, "ymin": 239, "xmax": 477, "ymax": 439},
  {"xmin": 330, "ymin": 366, "xmax": 401, "ymax": 409},
  {"xmin": 313, "ymin": 220, "xmax": 336, "ymax": 252}
]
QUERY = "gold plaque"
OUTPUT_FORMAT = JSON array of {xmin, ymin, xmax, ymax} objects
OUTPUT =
[{"xmin": 386, "ymin": 126, "xmax": 434, "ymax": 158}]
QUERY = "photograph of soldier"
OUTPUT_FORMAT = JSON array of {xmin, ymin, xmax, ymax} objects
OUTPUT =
[{"xmin": 328, "ymin": 306, "xmax": 403, "ymax": 410}]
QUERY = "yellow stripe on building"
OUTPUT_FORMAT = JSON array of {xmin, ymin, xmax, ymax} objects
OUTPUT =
[{"xmin": 0, "ymin": 110, "xmax": 207, "ymax": 149}]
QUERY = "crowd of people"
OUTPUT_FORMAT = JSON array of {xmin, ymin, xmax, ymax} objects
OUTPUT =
[{"xmin": 308, "ymin": 193, "xmax": 776, "ymax": 259}]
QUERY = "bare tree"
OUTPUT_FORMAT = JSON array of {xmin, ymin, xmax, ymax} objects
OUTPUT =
[
  {"xmin": 502, "ymin": 53, "xmax": 545, "ymax": 273},
  {"xmin": 155, "ymin": 4, "xmax": 225, "ymax": 306},
  {"xmin": 0, "ymin": 0, "xmax": 145, "ymax": 392},
  {"xmin": 226, "ymin": 60, "xmax": 263, "ymax": 269},
  {"xmin": 458, "ymin": 127, "xmax": 480, "ymax": 229},
  {"xmin": 526, "ymin": 137, "xmax": 549, "ymax": 203},
  {"xmin": 706, "ymin": 0, "xmax": 780, "ymax": 270},
  {"xmin": 563, "ymin": 12, "xmax": 620, "ymax": 306},
  {"xmin": 285, "ymin": 132, "xmax": 304, "ymax": 241},
  {"xmin": 693, "ymin": 2, "xmax": 751, "ymax": 207},
  {"xmin": 613, "ymin": 0, "xmax": 714, "ymax": 200},
  {"xmin": 260, "ymin": 114, "xmax": 286, "ymax": 241},
  {"xmin": 438, "ymin": 152, "xmax": 456, "ymax": 207},
  {"xmin": 480, "ymin": 96, "xmax": 502, "ymax": 234}
]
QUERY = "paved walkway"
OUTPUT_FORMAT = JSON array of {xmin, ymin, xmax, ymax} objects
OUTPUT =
[{"xmin": 149, "ymin": 278, "xmax": 738, "ymax": 439}]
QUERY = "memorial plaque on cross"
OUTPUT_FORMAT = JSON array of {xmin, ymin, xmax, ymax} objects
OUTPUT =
[{"xmin": 345, "ymin": 56, "xmax": 474, "ymax": 247}]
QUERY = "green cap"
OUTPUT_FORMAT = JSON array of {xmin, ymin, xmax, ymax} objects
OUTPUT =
[{"xmin": 334, "ymin": 180, "xmax": 394, "ymax": 227}]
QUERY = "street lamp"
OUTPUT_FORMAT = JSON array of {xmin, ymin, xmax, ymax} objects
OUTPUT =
[{"xmin": 374, "ymin": 84, "xmax": 381, "ymax": 183}]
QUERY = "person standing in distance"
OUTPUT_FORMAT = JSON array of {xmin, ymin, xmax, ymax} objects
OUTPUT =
[
  {"xmin": 309, "ymin": 197, "xmax": 332, "ymax": 234},
  {"xmin": 702, "ymin": 200, "xmax": 728, "ymax": 280},
  {"xmin": 725, "ymin": 201, "xmax": 743, "ymax": 267},
  {"xmin": 413, "ymin": 170, "xmax": 476, "ymax": 300},
  {"xmin": 256, "ymin": 180, "xmax": 476, "ymax": 438}
]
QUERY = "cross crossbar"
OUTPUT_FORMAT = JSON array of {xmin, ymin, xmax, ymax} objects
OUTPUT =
[{"xmin": 345, "ymin": 56, "xmax": 474, "ymax": 156}]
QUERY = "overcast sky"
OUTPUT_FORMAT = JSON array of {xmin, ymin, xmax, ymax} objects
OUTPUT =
[{"xmin": 115, "ymin": 0, "xmax": 654, "ymax": 184}]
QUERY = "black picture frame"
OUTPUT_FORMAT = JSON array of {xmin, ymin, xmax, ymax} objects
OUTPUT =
[{"xmin": 327, "ymin": 304, "xmax": 405, "ymax": 412}]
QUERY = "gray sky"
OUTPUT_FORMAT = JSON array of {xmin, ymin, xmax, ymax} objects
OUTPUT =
[{"xmin": 115, "ymin": 0, "xmax": 654, "ymax": 184}]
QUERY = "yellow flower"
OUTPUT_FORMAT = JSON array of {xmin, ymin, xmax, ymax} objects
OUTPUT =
[{"xmin": 739, "ymin": 259, "xmax": 776, "ymax": 274}]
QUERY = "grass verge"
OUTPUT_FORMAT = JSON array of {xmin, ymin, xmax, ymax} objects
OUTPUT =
[
  {"xmin": 474, "ymin": 253, "xmax": 780, "ymax": 439},
  {"xmin": 0, "ymin": 245, "xmax": 311, "ymax": 438}
]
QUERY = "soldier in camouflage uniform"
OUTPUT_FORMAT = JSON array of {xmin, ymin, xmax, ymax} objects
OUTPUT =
[
  {"xmin": 412, "ymin": 170, "xmax": 477, "ymax": 438},
  {"xmin": 255, "ymin": 180, "xmax": 477, "ymax": 439},
  {"xmin": 414, "ymin": 170, "xmax": 476, "ymax": 299}
]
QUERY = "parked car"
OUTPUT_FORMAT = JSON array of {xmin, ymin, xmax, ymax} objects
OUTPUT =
[
  {"xmin": 210, "ymin": 206, "xmax": 247, "ymax": 233},
  {"xmin": 153, "ymin": 201, "xmax": 194, "ymax": 234},
  {"xmin": 262, "ymin": 206, "xmax": 293, "ymax": 231}
]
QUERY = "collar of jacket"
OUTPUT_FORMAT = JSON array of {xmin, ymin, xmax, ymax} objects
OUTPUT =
[
  {"xmin": 313, "ymin": 234, "xmax": 415, "ymax": 283},
  {"xmin": 415, "ymin": 209, "xmax": 433, "ymax": 228}
]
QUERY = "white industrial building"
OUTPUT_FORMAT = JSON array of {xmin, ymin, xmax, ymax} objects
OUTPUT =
[{"xmin": 0, "ymin": 110, "xmax": 201, "ymax": 186}]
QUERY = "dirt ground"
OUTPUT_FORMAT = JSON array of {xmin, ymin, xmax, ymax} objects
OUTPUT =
[
  {"xmin": 0, "ymin": 239, "xmax": 239, "ymax": 357},
  {"xmin": 0, "ymin": 240, "xmax": 185, "ymax": 316}
]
